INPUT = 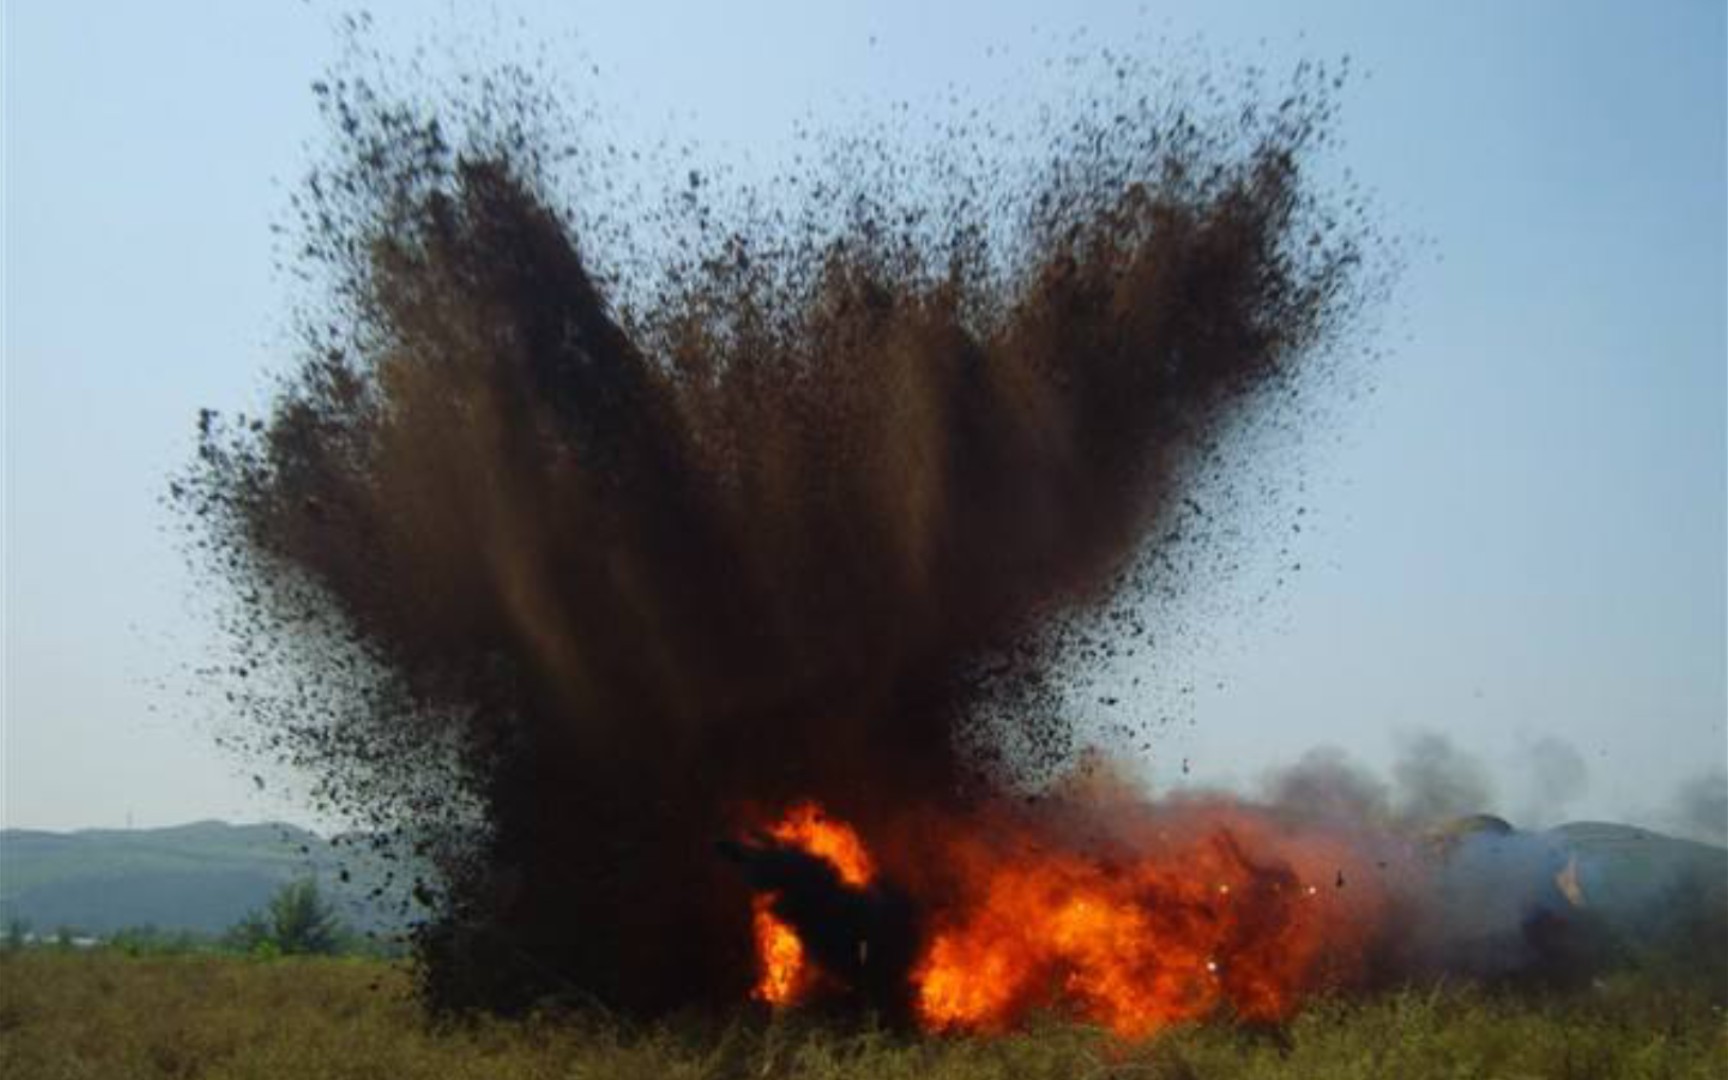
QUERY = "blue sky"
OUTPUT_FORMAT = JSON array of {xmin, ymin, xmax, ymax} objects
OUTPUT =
[{"xmin": 4, "ymin": 1, "xmax": 1724, "ymax": 833}]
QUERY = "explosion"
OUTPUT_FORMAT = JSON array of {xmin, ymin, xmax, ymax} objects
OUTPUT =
[
  {"xmin": 739, "ymin": 798, "xmax": 1392, "ymax": 1038},
  {"xmin": 176, "ymin": 46, "xmax": 1392, "ymax": 1025}
]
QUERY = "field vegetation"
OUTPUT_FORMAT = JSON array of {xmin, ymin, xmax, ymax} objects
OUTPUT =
[{"xmin": 2, "ymin": 950, "xmax": 1722, "ymax": 1079}]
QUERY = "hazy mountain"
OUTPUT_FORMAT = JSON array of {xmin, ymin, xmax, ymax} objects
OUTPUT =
[
  {"xmin": 2, "ymin": 817, "xmax": 1718, "ymax": 950},
  {"xmin": 0, "ymin": 820, "xmax": 417, "ymax": 936},
  {"xmin": 1549, "ymin": 821, "xmax": 1728, "ymax": 924}
]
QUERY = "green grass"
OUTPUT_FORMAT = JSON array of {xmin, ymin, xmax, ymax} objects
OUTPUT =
[{"xmin": 1, "ymin": 951, "xmax": 1723, "ymax": 1079}]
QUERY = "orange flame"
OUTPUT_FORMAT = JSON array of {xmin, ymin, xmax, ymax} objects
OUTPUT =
[
  {"xmin": 766, "ymin": 801, "xmax": 876, "ymax": 887},
  {"xmin": 750, "ymin": 801, "xmax": 877, "ymax": 1004},
  {"xmin": 910, "ymin": 821, "xmax": 1377, "ymax": 1039},
  {"xmin": 752, "ymin": 895, "xmax": 811, "ymax": 1005},
  {"xmin": 745, "ymin": 799, "xmax": 1386, "ymax": 1035}
]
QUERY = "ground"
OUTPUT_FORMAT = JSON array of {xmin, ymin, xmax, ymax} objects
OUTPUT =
[{"xmin": 1, "ymin": 952, "xmax": 1723, "ymax": 1079}]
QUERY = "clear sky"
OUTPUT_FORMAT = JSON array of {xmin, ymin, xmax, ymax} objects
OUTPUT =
[{"xmin": 4, "ymin": 1, "xmax": 1724, "ymax": 834}]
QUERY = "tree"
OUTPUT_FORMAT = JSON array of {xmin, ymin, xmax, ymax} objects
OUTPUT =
[
  {"xmin": 268, "ymin": 878, "xmax": 344, "ymax": 955},
  {"xmin": 227, "ymin": 878, "xmax": 345, "ymax": 956},
  {"xmin": 222, "ymin": 910, "xmax": 274, "ymax": 955},
  {"xmin": 109, "ymin": 925, "xmax": 207, "ymax": 955}
]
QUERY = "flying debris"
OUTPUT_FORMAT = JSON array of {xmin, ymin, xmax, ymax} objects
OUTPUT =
[{"xmin": 176, "ymin": 50, "xmax": 1387, "ymax": 1020}]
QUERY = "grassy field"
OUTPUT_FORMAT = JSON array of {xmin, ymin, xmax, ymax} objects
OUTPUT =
[{"xmin": 1, "ymin": 952, "xmax": 1723, "ymax": 1079}]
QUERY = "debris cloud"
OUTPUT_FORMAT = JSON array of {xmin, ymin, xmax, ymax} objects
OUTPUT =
[{"xmin": 177, "ymin": 47, "xmax": 1387, "ymax": 1019}]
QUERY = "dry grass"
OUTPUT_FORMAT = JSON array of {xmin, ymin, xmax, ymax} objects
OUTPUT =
[{"xmin": 2, "ymin": 951, "xmax": 1723, "ymax": 1079}]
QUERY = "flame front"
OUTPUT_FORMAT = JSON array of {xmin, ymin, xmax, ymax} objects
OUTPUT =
[
  {"xmin": 910, "ymin": 823, "xmax": 1375, "ymax": 1039},
  {"xmin": 744, "ymin": 800, "xmax": 1385, "ymax": 1036},
  {"xmin": 750, "ymin": 801, "xmax": 877, "ymax": 1004},
  {"xmin": 752, "ymin": 896, "xmax": 810, "ymax": 1005},
  {"xmin": 766, "ymin": 802, "xmax": 875, "ymax": 887}
]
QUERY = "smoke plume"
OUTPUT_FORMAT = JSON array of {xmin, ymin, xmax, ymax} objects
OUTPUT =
[
  {"xmin": 1670, "ymin": 770, "xmax": 1728, "ymax": 847},
  {"xmin": 1261, "ymin": 746, "xmax": 1392, "ymax": 828},
  {"xmin": 1517, "ymin": 735, "xmax": 1590, "ymax": 828},
  {"xmin": 1391, "ymin": 732, "xmax": 1495, "ymax": 827}
]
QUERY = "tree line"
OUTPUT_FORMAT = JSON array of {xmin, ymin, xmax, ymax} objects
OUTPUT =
[{"xmin": 3, "ymin": 878, "xmax": 402, "ymax": 958}]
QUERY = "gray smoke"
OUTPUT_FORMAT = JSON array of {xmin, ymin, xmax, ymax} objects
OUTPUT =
[
  {"xmin": 1261, "ymin": 746, "xmax": 1391, "ymax": 827},
  {"xmin": 1249, "ymin": 735, "xmax": 1724, "ymax": 992},
  {"xmin": 1391, "ymin": 732, "xmax": 1495, "ymax": 827},
  {"xmin": 1517, "ymin": 736, "xmax": 1589, "ymax": 828},
  {"xmin": 1408, "ymin": 824, "xmax": 1581, "ymax": 980},
  {"xmin": 1669, "ymin": 770, "xmax": 1728, "ymax": 847}
]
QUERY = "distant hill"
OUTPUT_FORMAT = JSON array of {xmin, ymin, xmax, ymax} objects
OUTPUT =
[
  {"xmin": 0, "ymin": 821, "xmax": 418, "ymax": 936},
  {"xmin": 4, "ymin": 817, "xmax": 1720, "ymax": 948},
  {"xmin": 1549, "ymin": 820, "xmax": 1728, "ymax": 924}
]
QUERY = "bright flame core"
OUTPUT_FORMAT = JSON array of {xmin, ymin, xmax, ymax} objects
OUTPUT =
[
  {"xmin": 752, "ymin": 896, "xmax": 810, "ymax": 1004},
  {"xmin": 767, "ymin": 802, "xmax": 876, "ymax": 887},
  {"xmin": 911, "ymin": 829, "xmax": 1344, "ymax": 1039},
  {"xmin": 745, "ymin": 800, "xmax": 1383, "ymax": 1035}
]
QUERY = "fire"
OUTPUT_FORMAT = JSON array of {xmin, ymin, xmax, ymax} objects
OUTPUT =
[
  {"xmin": 752, "ymin": 896, "xmax": 810, "ymax": 1004},
  {"xmin": 742, "ymin": 799, "xmax": 1385, "ymax": 1036},
  {"xmin": 911, "ymin": 824, "xmax": 1372, "ymax": 1039},
  {"xmin": 765, "ymin": 801, "xmax": 876, "ymax": 887},
  {"xmin": 750, "ymin": 801, "xmax": 877, "ymax": 1004}
]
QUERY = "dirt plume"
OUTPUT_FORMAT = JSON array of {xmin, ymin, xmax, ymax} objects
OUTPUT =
[{"xmin": 176, "ymin": 50, "xmax": 1381, "ymax": 1015}]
